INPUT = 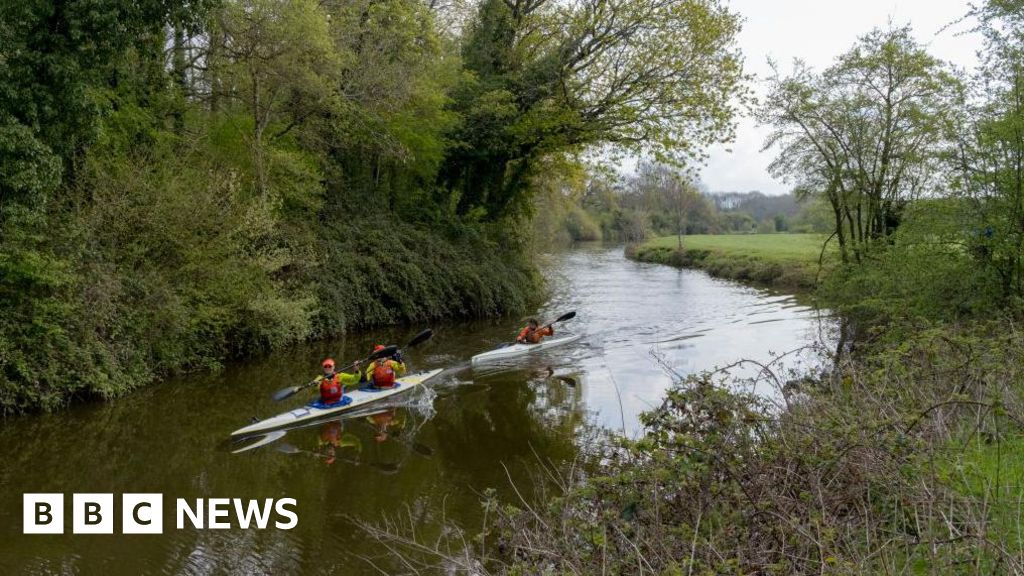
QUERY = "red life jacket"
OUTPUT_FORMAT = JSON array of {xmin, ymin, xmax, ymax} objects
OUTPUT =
[
  {"xmin": 372, "ymin": 361, "xmax": 396, "ymax": 388},
  {"xmin": 319, "ymin": 373, "xmax": 343, "ymax": 404}
]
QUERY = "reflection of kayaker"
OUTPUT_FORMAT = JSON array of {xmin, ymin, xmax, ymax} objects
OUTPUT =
[
  {"xmin": 366, "ymin": 408, "xmax": 406, "ymax": 443},
  {"xmin": 315, "ymin": 420, "xmax": 362, "ymax": 465}
]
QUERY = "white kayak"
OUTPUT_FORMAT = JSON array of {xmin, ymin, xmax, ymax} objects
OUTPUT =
[
  {"xmin": 471, "ymin": 333, "xmax": 581, "ymax": 365},
  {"xmin": 231, "ymin": 368, "xmax": 443, "ymax": 437}
]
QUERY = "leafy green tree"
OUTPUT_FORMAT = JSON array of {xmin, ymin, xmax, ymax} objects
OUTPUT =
[
  {"xmin": 443, "ymin": 0, "xmax": 748, "ymax": 220},
  {"xmin": 321, "ymin": 0, "xmax": 458, "ymax": 215},
  {"xmin": 760, "ymin": 26, "xmax": 959, "ymax": 263},
  {"xmin": 210, "ymin": 0, "xmax": 342, "ymax": 196},
  {"xmin": 952, "ymin": 1, "xmax": 1024, "ymax": 302}
]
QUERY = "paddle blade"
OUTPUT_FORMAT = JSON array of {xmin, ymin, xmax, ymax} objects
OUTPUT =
[
  {"xmin": 372, "ymin": 461, "xmax": 400, "ymax": 474},
  {"xmin": 276, "ymin": 442, "xmax": 303, "ymax": 455},
  {"xmin": 271, "ymin": 386, "xmax": 301, "ymax": 402},
  {"xmin": 412, "ymin": 442, "xmax": 434, "ymax": 457},
  {"xmin": 369, "ymin": 345, "xmax": 399, "ymax": 361},
  {"xmin": 406, "ymin": 328, "xmax": 433, "ymax": 348},
  {"xmin": 554, "ymin": 311, "xmax": 576, "ymax": 323}
]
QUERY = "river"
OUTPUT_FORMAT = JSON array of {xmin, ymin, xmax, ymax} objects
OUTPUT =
[{"xmin": 0, "ymin": 244, "xmax": 831, "ymax": 575}]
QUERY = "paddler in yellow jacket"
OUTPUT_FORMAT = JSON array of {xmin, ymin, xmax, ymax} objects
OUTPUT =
[{"xmin": 362, "ymin": 344, "xmax": 407, "ymax": 389}]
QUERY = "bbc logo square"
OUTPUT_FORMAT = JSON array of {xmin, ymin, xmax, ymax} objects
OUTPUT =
[
  {"xmin": 23, "ymin": 494, "xmax": 64, "ymax": 534},
  {"xmin": 122, "ymin": 493, "xmax": 163, "ymax": 534},
  {"xmin": 73, "ymin": 493, "xmax": 114, "ymax": 534}
]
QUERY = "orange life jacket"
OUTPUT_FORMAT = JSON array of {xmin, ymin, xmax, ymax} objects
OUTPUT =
[
  {"xmin": 319, "ymin": 373, "xmax": 344, "ymax": 403},
  {"xmin": 517, "ymin": 325, "xmax": 553, "ymax": 344},
  {"xmin": 319, "ymin": 421, "xmax": 342, "ymax": 446},
  {"xmin": 372, "ymin": 360, "xmax": 396, "ymax": 388}
]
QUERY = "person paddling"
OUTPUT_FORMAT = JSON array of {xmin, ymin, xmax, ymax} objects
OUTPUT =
[
  {"xmin": 363, "ymin": 344, "xmax": 407, "ymax": 389},
  {"xmin": 516, "ymin": 317, "xmax": 553, "ymax": 344},
  {"xmin": 317, "ymin": 358, "xmax": 362, "ymax": 405}
]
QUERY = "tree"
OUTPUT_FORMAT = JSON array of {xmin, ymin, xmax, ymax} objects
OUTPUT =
[
  {"xmin": 442, "ymin": 0, "xmax": 748, "ymax": 220},
  {"xmin": 759, "ymin": 26, "xmax": 959, "ymax": 263},
  {"xmin": 952, "ymin": 1, "xmax": 1024, "ymax": 300},
  {"xmin": 626, "ymin": 161, "xmax": 708, "ymax": 241},
  {"xmin": 210, "ymin": 0, "xmax": 341, "ymax": 196}
]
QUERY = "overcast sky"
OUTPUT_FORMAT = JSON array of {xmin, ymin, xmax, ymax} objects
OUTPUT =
[{"xmin": 699, "ymin": 0, "xmax": 983, "ymax": 195}]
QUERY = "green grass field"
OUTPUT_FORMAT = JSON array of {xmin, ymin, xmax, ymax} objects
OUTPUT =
[
  {"xmin": 641, "ymin": 234, "xmax": 829, "ymax": 264},
  {"xmin": 630, "ymin": 233, "xmax": 832, "ymax": 290}
]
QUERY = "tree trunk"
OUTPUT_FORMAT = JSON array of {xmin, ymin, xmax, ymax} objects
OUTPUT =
[{"xmin": 172, "ymin": 26, "xmax": 187, "ymax": 135}]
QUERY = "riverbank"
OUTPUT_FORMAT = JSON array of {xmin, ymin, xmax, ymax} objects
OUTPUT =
[
  {"xmin": 0, "ymin": 210, "xmax": 540, "ymax": 414},
  {"xmin": 627, "ymin": 233, "xmax": 829, "ymax": 290}
]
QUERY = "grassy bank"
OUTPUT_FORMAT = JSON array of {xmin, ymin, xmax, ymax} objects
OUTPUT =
[{"xmin": 629, "ymin": 233, "xmax": 829, "ymax": 290}]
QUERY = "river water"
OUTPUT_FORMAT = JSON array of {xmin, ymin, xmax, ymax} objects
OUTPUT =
[{"xmin": 0, "ymin": 245, "xmax": 831, "ymax": 575}]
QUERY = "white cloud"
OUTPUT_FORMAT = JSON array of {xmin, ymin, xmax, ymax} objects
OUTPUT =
[{"xmin": 701, "ymin": 0, "xmax": 982, "ymax": 195}]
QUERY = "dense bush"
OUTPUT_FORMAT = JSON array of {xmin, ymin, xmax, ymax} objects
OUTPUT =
[
  {"xmin": 315, "ymin": 220, "xmax": 539, "ymax": 334},
  {"xmin": 819, "ymin": 200, "xmax": 1006, "ymax": 325}
]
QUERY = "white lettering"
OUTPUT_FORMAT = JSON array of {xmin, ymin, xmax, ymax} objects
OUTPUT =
[
  {"xmin": 275, "ymin": 498, "xmax": 298, "ymax": 530},
  {"xmin": 233, "ymin": 498, "xmax": 274, "ymax": 529},
  {"xmin": 207, "ymin": 498, "xmax": 231, "ymax": 529},
  {"xmin": 176, "ymin": 499, "xmax": 204, "ymax": 529}
]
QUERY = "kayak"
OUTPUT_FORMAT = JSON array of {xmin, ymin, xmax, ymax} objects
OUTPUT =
[
  {"xmin": 471, "ymin": 333, "xmax": 582, "ymax": 365},
  {"xmin": 231, "ymin": 368, "xmax": 443, "ymax": 437}
]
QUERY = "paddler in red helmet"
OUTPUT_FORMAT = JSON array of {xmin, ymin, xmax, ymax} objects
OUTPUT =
[
  {"xmin": 317, "ymin": 358, "xmax": 362, "ymax": 405},
  {"xmin": 363, "ymin": 344, "xmax": 407, "ymax": 389}
]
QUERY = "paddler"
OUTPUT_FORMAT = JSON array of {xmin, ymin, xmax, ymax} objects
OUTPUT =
[
  {"xmin": 516, "ymin": 317, "xmax": 553, "ymax": 344},
  {"xmin": 363, "ymin": 344, "xmax": 407, "ymax": 389},
  {"xmin": 317, "ymin": 358, "xmax": 362, "ymax": 405}
]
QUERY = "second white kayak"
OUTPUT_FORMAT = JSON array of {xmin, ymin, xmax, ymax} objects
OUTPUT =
[{"xmin": 471, "ymin": 333, "xmax": 581, "ymax": 364}]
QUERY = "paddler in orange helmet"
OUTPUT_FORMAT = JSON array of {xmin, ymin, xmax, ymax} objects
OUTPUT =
[
  {"xmin": 363, "ymin": 344, "xmax": 407, "ymax": 389},
  {"xmin": 317, "ymin": 358, "xmax": 362, "ymax": 405}
]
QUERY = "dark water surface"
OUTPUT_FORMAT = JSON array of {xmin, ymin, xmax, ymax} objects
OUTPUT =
[{"xmin": 0, "ymin": 245, "xmax": 830, "ymax": 575}]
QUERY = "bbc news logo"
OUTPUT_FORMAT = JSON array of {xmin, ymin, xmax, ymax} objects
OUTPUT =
[{"xmin": 24, "ymin": 494, "xmax": 298, "ymax": 534}]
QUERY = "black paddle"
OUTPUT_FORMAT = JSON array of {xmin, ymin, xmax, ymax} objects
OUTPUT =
[
  {"xmin": 271, "ymin": 345, "xmax": 398, "ymax": 402},
  {"xmin": 543, "ymin": 311, "xmax": 575, "ymax": 330},
  {"xmin": 404, "ymin": 328, "xmax": 434, "ymax": 350}
]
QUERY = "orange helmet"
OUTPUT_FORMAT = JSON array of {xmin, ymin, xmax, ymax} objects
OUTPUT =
[{"xmin": 322, "ymin": 358, "xmax": 335, "ymax": 369}]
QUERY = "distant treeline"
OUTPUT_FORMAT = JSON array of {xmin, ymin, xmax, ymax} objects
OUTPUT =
[{"xmin": 533, "ymin": 162, "xmax": 831, "ymax": 245}]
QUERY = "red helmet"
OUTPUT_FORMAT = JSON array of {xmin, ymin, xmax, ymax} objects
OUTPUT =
[
  {"xmin": 322, "ymin": 358, "xmax": 335, "ymax": 369},
  {"xmin": 373, "ymin": 344, "xmax": 385, "ymax": 353}
]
